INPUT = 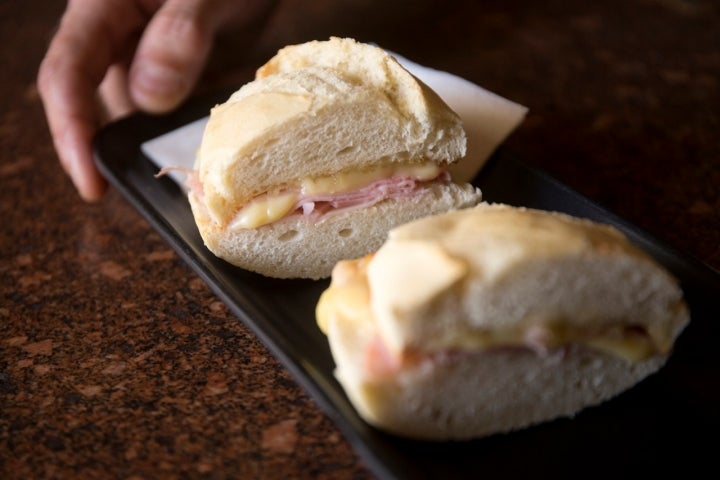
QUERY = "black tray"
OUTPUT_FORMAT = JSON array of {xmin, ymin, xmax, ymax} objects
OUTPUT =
[{"xmin": 94, "ymin": 89, "xmax": 720, "ymax": 479}]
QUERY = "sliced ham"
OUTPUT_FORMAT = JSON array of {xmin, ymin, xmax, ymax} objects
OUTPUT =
[
  {"xmin": 171, "ymin": 167, "xmax": 451, "ymax": 227},
  {"xmin": 293, "ymin": 172, "xmax": 451, "ymax": 222}
]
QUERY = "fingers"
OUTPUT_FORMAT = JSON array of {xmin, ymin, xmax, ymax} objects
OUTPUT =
[
  {"xmin": 37, "ymin": 0, "xmax": 147, "ymax": 201},
  {"xmin": 129, "ymin": 0, "xmax": 216, "ymax": 113},
  {"xmin": 129, "ymin": 0, "xmax": 281, "ymax": 113},
  {"xmin": 37, "ymin": 51, "xmax": 103, "ymax": 201},
  {"xmin": 38, "ymin": 0, "xmax": 280, "ymax": 201},
  {"xmin": 98, "ymin": 64, "xmax": 136, "ymax": 121}
]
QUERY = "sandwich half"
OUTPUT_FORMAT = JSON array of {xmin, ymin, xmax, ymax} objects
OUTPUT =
[
  {"xmin": 188, "ymin": 37, "xmax": 482, "ymax": 279},
  {"xmin": 316, "ymin": 203, "xmax": 690, "ymax": 440}
]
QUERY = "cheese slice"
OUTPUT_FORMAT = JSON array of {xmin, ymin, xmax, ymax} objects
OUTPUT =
[
  {"xmin": 301, "ymin": 163, "xmax": 441, "ymax": 195},
  {"xmin": 228, "ymin": 192, "xmax": 297, "ymax": 230},
  {"xmin": 228, "ymin": 163, "xmax": 443, "ymax": 230}
]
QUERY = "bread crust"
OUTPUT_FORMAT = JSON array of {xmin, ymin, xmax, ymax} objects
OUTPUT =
[
  {"xmin": 368, "ymin": 204, "xmax": 689, "ymax": 355},
  {"xmin": 196, "ymin": 38, "xmax": 467, "ymax": 225}
]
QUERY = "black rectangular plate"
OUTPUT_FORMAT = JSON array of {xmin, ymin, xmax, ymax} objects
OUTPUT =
[{"xmin": 94, "ymin": 89, "xmax": 720, "ymax": 479}]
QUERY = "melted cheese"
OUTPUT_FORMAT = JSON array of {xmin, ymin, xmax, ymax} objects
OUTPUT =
[
  {"xmin": 228, "ymin": 192, "xmax": 297, "ymax": 230},
  {"xmin": 301, "ymin": 163, "xmax": 441, "ymax": 195},
  {"xmin": 229, "ymin": 163, "xmax": 442, "ymax": 230},
  {"xmin": 585, "ymin": 334, "xmax": 657, "ymax": 362}
]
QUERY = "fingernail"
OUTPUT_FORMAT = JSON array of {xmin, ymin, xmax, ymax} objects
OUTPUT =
[{"xmin": 132, "ymin": 62, "xmax": 186, "ymax": 98}]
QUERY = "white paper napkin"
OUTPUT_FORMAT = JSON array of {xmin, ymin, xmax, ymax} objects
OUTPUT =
[{"xmin": 141, "ymin": 52, "xmax": 528, "ymax": 186}]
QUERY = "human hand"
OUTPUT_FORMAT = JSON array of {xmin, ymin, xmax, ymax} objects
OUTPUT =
[{"xmin": 38, "ymin": 0, "xmax": 279, "ymax": 201}]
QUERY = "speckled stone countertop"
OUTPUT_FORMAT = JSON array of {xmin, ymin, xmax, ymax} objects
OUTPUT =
[{"xmin": 1, "ymin": 1, "xmax": 718, "ymax": 479}]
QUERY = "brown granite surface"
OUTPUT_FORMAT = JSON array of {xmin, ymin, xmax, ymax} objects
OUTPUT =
[{"xmin": 1, "ymin": 0, "xmax": 718, "ymax": 479}]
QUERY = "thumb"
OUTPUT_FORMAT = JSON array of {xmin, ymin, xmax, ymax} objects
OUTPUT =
[{"xmin": 128, "ymin": 0, "xmax": 217, "ymax": 113}]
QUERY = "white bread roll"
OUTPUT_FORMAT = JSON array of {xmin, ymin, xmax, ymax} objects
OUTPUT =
[
  {"xmin": 316, "ymin": 203, "xmax": 690, "ymax": 440},
  {"xmin": 189, "ymin": 38, "xmax": 481, "ymax": 279}
]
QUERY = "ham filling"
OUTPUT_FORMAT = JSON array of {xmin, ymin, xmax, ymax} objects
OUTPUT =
[
  {"xmin": 177, "ymin": 168, "xmax": 450, "ymax": 227},
  {"xmin": 291, "ymin": 171, "xmax": 450, "ymax": 222}
]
